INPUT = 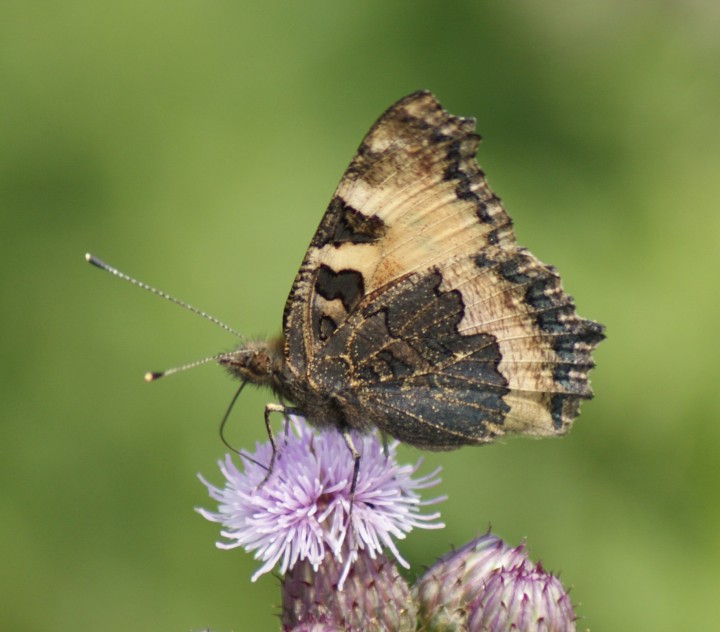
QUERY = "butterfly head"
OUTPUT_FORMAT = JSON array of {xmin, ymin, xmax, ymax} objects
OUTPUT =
[{"xmin": 218, "ymin": 338, "xmax": 285, "ymax": 389}]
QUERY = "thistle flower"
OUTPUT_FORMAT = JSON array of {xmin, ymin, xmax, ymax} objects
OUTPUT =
[
  {"xmin": 414, "ymin": 533, "xmax": 530, "ymax": 628},
  {"xmin": 198, "ymin": 419, "xmax": 578, "ymax": 630},
  {"xmin": 197, "ymin": 416, "xmax": 444, "ymax": 589},
  {"xmin": 414, "ymin": 533, "xmax": 576, "ymax": 631},
  {"xmin": 281, "ymin": 551, "xmax": 416, "ymax": 632},
  {"xmin": 468, "ymin": 562, "xmax": 577, "ymax": 631}
]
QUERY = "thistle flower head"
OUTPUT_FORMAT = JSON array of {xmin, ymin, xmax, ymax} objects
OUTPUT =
[
  {"xmin": 282, "ymin": 552, "xmax": 416, "ymax": 631},
  {"xmin": 414, "ymin": 533, "xmax": 576, "ymax": 631},
  {"xmin": 468, "ymin": 562, "xmax": 577, "ymax": 631},
  {"xmin": 197, "ymin": 416, "xmax": 444, "ymax": 588}
]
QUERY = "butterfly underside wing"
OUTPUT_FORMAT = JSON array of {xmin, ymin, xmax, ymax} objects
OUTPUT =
[{"xmin": 222, "ymin": 90, "xmax": 604, "ymax": 450}]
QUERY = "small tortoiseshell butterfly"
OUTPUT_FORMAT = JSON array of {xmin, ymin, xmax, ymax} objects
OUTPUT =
[
  {"xmin": 221, "ymin": 91, "xmax": 604, "ymax": 459},
  {"xmin": 90, "ymin": 90, "xmax": 604, "ymax": 479}
]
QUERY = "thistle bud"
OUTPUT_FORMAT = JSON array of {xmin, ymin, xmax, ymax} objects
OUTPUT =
[
  {"xmin": 468, "ymin": 562, "xmax": 576, "ymax": 631},
  {"xmin": 282, "ymin": 552, "xmax": 416, "ymax": 631}
]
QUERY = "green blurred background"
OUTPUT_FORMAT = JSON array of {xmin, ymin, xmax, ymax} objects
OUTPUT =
[{"xmin": 2, "ymin": 1, "xmax": 719, "ymax": 630}]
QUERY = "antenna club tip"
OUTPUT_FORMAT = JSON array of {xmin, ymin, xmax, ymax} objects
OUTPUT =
[
  {"xmin": 85, "ymin": 253, "xmax": 104, "ymax": 268},
  {"xmin": 144, "ymin": 371, "xmax": 163, "ymax": 382}
]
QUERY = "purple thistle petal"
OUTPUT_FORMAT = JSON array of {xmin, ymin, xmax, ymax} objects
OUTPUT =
[{"xmin": 197, "ymin": 416, "xmax": 444, "ymax": 588}]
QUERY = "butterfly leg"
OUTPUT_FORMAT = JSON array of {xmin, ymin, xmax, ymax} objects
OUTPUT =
[
  {"xmin": 341, "ymin": 429, "xmax": 361, "ymax": 518},
  {"xmin": 278, "ymin": 396, "xmax": 293, "ymax": 444},
  {"xmin": 261, "ymin": 402, "xmax": 301, "ymax": 486},
  {"xmin": 380, "ymin": 432, "xmax": 391, "ymax": 458}
]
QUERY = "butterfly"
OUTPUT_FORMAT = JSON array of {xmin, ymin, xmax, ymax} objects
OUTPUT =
[{"xmin": 219, "ymin": 90, "xmax": 605, "ymax": 472}]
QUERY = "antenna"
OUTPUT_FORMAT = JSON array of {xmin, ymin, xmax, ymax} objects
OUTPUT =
[
  {"xmin": 85, "ymin": 253, "xmax": 244, "ymax": 339},
  {"xmin": 144, "ymin": 353, "xmax": 225, "ymax": 382},
  {"xmin": 86, "ymin": 253, "xmax": 259, "ymax": 455}
]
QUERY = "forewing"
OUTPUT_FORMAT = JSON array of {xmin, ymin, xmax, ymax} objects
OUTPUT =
[{"xmin": 283, "ymin": 90, "xmax": 513, "ymax": 374}]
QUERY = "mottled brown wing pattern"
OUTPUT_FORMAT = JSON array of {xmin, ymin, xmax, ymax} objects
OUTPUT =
[
  {"xmin": 308, "ymin": 267, "xmax": 511, "ymax": 448},
  {"xmin": 283, "ymin": 91, "xmax": 513, "ymax": 373},
  {"xmin": 281, "ymin": 90, "xmax": 603, "ymax": 448}
]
